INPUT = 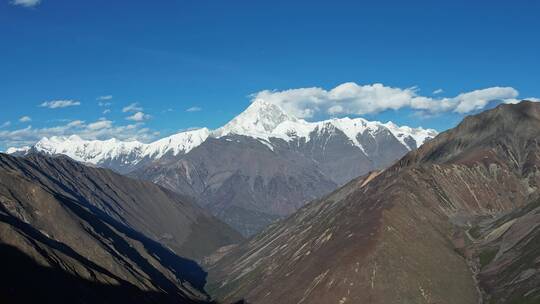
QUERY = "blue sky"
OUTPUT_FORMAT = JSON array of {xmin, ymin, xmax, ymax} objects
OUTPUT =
[{"xmin": 1, "ymin": 0, "xmax": 539, "ymax": 150}]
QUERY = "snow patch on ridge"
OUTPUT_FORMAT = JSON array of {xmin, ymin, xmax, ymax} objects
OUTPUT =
[
  {"xmin": 212, "ymin": 99, "xmax": 437, "ymax": 153},
  {"xmin": 144, "ymin": 128, "xmax": 210, "ymax": 158},
  {"xmin": 34, "ymin": 135, "xmax": 145, "ymax": 164},
  {"xmin": 383, "ymin": 121, "xmax": 438, "ymax": 149},
  {"xmin": 5, "ymin": 146, "xmax": 31, "ymax": 154},
  {"xmin": 28, "ymin": 128, "xmax": 210, "ymax": 166}
]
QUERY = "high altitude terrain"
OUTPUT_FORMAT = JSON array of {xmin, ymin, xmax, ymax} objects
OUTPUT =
[
  {"xmin": 206, "ymin": 101, "xmax": 540, "ymax": 304},
  {"xmin": 0, "ymin": 153, "xmax": 242, "ymax": 303},
  {"xmin": 2, "ymin": 101, "xmax": 539, "ymax": 304},
  {"xmin": 9, "ymin": 100, "xmax": 436, "ymax": 235}
]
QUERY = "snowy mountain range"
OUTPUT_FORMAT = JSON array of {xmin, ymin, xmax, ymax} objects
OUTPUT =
[
  {"xmin": 8, "ymin": 100, "xmax": 436, "ymax": 171},
  {"xmin": 7, "ymin": 100, "xmax": 437, "ymax": 235},
  {"xmin": 8, "ymin": 128, "xmax": 211, "ymax": 173}
]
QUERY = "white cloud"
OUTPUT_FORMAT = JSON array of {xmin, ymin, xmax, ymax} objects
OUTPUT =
[
  {"xmin": 327, "ymin": 105, "xmax": 344, "ymax": 115},
  {"xmin": 98, "ymin": 102, "xmax": 112, "ymax": 107},
  {"xmin": 1, "ymin": 119, "xmax": 157, "ymax": 150},
  {"xmin": 97, "ymin": 95, "xmax": 113, "ymax": 107},
  {"xmin": 66, "ymin": 120, "xmax": 85, "ymax": 127},
  {"xmin": 40, "ymin": 100, "xmax": 81, "ymax": 109},
  {"xmin": 87, "ymin": 119, "xmax": 113, "ymax": 130},
  {"xmin": 122, "ymin": 103, "xmax": 143, "ymax": 113},
  {"xmin": 126, "ymin": 111, "xmax": 151, "ymax": 121},
  {"xmin": 451, "ymin": 87, "xmax": 518, "ymax": 113},
  {"xmin": 11, "ymin": 0, "xmax": 41, "ymax": 8},
  {"xmin": 19, "ymin": 116, "xmax": 32, "ymax": 122},
  {"xmin": 103, "ymin": 109, "xmax": 111, "ymax": 114},
  {"xmin": 186, "ymin": 106, "xmax": 202, "ymax": 112},
  {"xmin": 433, "ymin": 89, "xmax": 444, "ymax": 94},
  {"xmin": 504, "ymin": 97, "xmax": 540, "ymax": 104},
  {"xmin": 97, "ymin": 95, "xmax": 112, "ymax": 101},
  {"xmin": 1, "ymin": 121, "xmax": 11, "ymax": 128},
  {"xmin": 250, "ymin": 82, "xmax": 520, "ymax": 118}
]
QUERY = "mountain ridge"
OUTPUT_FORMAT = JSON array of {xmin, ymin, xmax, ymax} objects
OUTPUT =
[
  {"xmin": 206, "ymin": 101, "xmax": 540, "ymax": 304},
  {"xmin": 8, "ymin": 100, "xmax": 438, "ymax": 236},
  {"xmin": 7, "ymin": 99, "xmax": 437, "ymax": 173}
]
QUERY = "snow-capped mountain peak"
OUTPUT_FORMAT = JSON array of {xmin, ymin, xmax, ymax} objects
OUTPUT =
[
  {"xmin": 5, "ymin": 145, "xmax": 31, "ymax": 155},
  {"xmin": 11, "ymin": 128, "xmax": 210, "ymax": 171},
  {"xmin": 144, "ymin": 127, "xmax": 210, "ymax": 159},
  {"xmin": 383, "ymin": 121, "xmax": 438, "ymax": 149},
  {"xmin": 33, "ymin": 135, "xmax": 146, "ymax": 164},
  {"xmin": 6, "ymin": 100, "xmax": 437, "ymax": 172},
  {"xmin": 211, "ymin": 99, "xmax": 437, "ymax": 151},
  {"xmin": 214, "ymin": 99, "xmax": 298, "ymax": 139}
]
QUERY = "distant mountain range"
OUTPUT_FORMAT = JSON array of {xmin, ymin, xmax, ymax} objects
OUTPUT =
[
  {"xmin": 8, "ymin": 100, "xmax": 437, "ymax": 235},
  {"xmin": 206, "ymin": 101, "xmax": 540, "ymax": 304}
]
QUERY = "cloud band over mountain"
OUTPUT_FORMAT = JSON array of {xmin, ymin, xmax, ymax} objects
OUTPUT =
[
  {"xmin": 0, "ymin": 82, "xmax": 537, "ymax": 151},
  {"xmin": 251, "ymin": 82, "xmax": 528, "ymax": 118}
]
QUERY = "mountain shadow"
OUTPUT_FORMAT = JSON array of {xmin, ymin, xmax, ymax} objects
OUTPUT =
[{"xmin": 0, "ymin": 243, "xmax": 209, "ymax": 304}]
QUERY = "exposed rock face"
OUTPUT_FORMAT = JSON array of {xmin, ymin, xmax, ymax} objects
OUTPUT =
[
  {"xmin": 132, "ymin": 135, "xmax": 339, "ymax": 236},
  {"xmin": 0, "ymin": 153, "xmax": 243, "ymax": 303},
  {"xmin": 205, "ymin": 101, "xmax": 540, "ymax": 304},
  {"xmin": 470, "ymin": 198, "xmax": 540, "ymax": 303},
  {"xmin": 10, "ymin": 100, "xmax": 436, "ymax": 236}
]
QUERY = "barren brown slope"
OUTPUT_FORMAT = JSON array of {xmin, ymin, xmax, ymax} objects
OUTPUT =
[{"xmin": 206, "ymin": 101, "xmax": 540, "ymax": 304}]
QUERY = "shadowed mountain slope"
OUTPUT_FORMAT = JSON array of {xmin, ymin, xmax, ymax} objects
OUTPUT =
[
  {"xmin": 0, "ymin": 153, "xmax": 244, "ymax": 303},
  {"xmin": 0, "ymin": 153, "xmax": 242, "ymax": 260},
  {"xmin": 0, "ymin": 244, "xmax": 207, "ymax": 304},
  {"xmin": 206, "ymin": 101, "xmax": 540, "ymax": 304}
]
